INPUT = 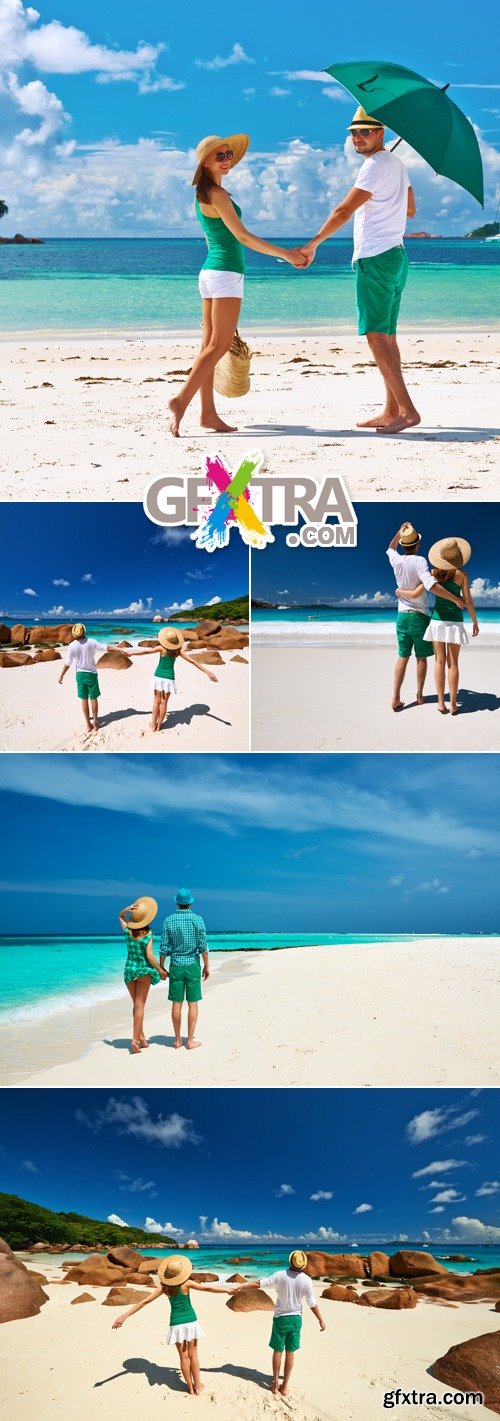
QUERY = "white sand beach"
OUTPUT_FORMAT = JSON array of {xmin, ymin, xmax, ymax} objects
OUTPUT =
[
  {"xmin": 0, "ymin": 653, "xmax": 248, "ymax": 752},
  {"xmin": 0, "ymin": 1268, "xmax": 498, "ymax": 1421},
  {"xmin": 0, "ymin": 331, "xmax": 498, "ymax": 502},
  {"xmin": 5, "ymin": 939, "xmax": 499, "ymax": 1090},
  {"xmin": 251, "ymin": 643, "xmax": 500, "ymax": 752}
]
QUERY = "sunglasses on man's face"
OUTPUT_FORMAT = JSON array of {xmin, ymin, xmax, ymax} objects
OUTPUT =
[{"xmin": 214, "ymin": 149, "xmax": 233, "ymax": 162}]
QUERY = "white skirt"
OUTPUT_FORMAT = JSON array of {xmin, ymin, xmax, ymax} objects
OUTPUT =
[
  {"xmin": 199, "ymin": 269, "xmax": 244, "ymax": 300},
  {"xmin": 151, "ymin": 676, "xmax": 179, "ymax": 693},
  {"xmin": 423, "ymin": 621, "xmax": 469, "ymax": 646},
  {"xmin": 167, "ymin": 1321, "xmax": 204, "ymax": 1345}
]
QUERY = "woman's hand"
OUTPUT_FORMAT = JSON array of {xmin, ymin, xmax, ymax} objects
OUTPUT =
[
  {"xmin": 207, "ymin": 672, "xmax": 218, "ymax": 682},
  {"xmin": 283, "ymin": 248, "xmax": 309, "ymax": 268},
  {"xmin": 298, "ymin": 241, "xmax": 317, "ymax": 267},
  {"xmin": 472, "ymin": 622, "xmax": 480, "ymax": 637},
  {"xmin": 112, "ymin": 1314, "xmax": 127, "ymax": 1329},
  {"xmin": 160, "ymin": 968, "xmax": 169, "ymax": 980}
]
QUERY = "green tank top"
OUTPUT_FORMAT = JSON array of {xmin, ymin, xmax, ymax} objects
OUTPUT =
[
  {"xmin": 154, "ymin": 651, "xmax": 176, "ymax": 679},
  {"xmin": 432, "ymin": 578, "xmax": 464, "ymax": 623},
  {"xmin": 169, "ymin": 1286, "xmax": 197, "ymax": 1325},
  {"xmin": 195, "ymin": 196, "xmax": 245, "ymax": 274}
]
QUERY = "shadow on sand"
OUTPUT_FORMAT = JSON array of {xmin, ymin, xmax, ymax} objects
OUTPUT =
[
  {"xmin": 94, "ymin": 1357, "xmax": 274, "ymax": 1393},
  {"xmin": 401, "ymin": 688, "xmax": 500, "ymax": 715},
  {"xmin": 102, "ymin": 1035, "xmax": 179, "ymax": 1052},
  {"xmin": 249, "ymin": 425, "xmax": 500, "ymax": 444},
  {"xmin": 163, "ymin": 703, "xmax": 232, "ymax": 729},
  {"xmin": 97, "ymin": 708, "xmax": 149, "ymax": 729}
]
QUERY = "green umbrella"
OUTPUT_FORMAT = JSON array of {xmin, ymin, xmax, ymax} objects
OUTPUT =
[{"xmin": 325, "ymin": 60, "xmax": 484, "ymax": 206}]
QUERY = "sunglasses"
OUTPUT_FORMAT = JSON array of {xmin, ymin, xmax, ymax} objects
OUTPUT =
[{"xmin": 213, "ymin": 149, "xmax": 233, "ymax": 162}]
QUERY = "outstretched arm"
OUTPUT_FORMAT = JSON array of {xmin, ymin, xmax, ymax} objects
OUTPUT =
[
  {"xmin": 209, "ymin": 188, "xmax": 307, "ymax": 267},
  {"xmin": 188, "ymin": 1281, "xmax": 236, "ymax": 1294},
  {"xmin": 180, "ymin": 648, "xmax": 218, "ymax": 683},
  {"xmin": 112, "ymin": 1286, "xmax": 163, "ymax": 1328}
]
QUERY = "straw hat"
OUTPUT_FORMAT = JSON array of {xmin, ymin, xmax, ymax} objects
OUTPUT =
[
  {"xmin": 289, "ymin": 1250, "xmax": 308, "ymax": 1272},
  {"xmin": 127, "ymin": 896, "xmax": 158, "ymax": 930},
  {"xmin": 399, "ymin": 523, "xmax": 421, "ymax": 548},
  {"xmin": 192, "ymin": 133, "xmax": 250, "ymax": 186},
  {"xmin": 427, "ymin": 536, "xmax": 471, "ymax": 570},
  {"xmin": 157, "ymin": 1255, "xmax": 193, "ymax": 1287},
  {"xmin": 348, "ymin": 106, "xmax": 384, "ymax": 131},
  {"xmin": 72, "ymin": 622, "xmax": 86, "ymax": 638},
  {"xmin": 157, "ymin": 627, "xmax": 185, "ymax": 653}
]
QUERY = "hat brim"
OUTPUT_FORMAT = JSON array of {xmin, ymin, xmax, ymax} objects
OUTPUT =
[
  {"xmin": 158, "ymin": 1256, "xmax": 193, "ymax": 1286},
  {"xmin": 192, "ymin": 133, "xmax": 250, "ymax": 186},
  {"xmin": 128, "ymin": 896, "xmax": 158, "ymax": 929},
  {"xmin": 428, "ymin": 537, "xmax": 471, "ymax": 569},
  {"xmin": 158, "ymin": 628, "xmax": 184, "ymax": 652},
  {"xmin": 399, "ymin": 535, "xmax": 421, "ymax": 549},
  {"xmin": 348, "ymin": 122, "xmax": 384, "ymax": 131}
]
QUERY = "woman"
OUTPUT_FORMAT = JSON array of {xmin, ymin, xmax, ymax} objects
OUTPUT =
[
  {"xmin": 148, "ymin": 627, "xmax": 218, "ymax": 732},
  {"xmin": 400, "ymin": 536, "xmax": 479, "ymax": 715},
  {"xmin": 168, "ymin": 133, "xmax": 308, "ymax": 437},
  {"xmin": 119, "ymin": 896, "xmax": 166, "ymax": 1053},
  {"xmin": 112, "ymin": 1255, "xmax": 236, "ymax": 1397}
]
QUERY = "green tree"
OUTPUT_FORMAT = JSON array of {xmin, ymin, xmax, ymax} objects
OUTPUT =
[{"xmin": 0, "ymin": 200, "xmax": 9, "ymax": 222}]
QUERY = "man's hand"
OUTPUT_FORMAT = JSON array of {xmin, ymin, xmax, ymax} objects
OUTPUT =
[
  {"xmin": 202, "ymin": 965, "xmax": 210, "ymax": 981},
  {"xmin": 286, "ymin": 248, "xmax": 309, "ymax": 268},
  {"xmin": 58, "ymin": 676, "xmax": 64, "ymax": 685},
  {"xmin": 319, "ymin": 1320, "xmax": 326, "ymax": 1332},
  {"xmin": 160, "ymin": 968, "xmax": 168, "ymax": 981},
  {"xmin": 298, "ymin": 241, "xmax": 317, "ymax": 267}
]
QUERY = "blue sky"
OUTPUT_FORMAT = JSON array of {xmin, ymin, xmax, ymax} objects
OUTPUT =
[
  {"xmin": 1, "ymin": 0, "xmax": 499, "ymax": 234},
  {"xmin": 1, "ymin": 753, "xmax": 499, "ymax": 934},
  {"xmin": 253, "ymin": 502, "xmax": 500, "ymax": 609},
  {"xmin": 0, "ymin": 504, "xmax": 247, "ymax": 619},
  {"xmin": 1, "ymin": 1088, "xmax": 499, "ymax": 1246}
]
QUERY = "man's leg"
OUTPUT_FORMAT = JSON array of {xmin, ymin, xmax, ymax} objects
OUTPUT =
[
  {"xmin": 357, "ymin": 336, "xmax": 399, "ymax": 428},
  {"xmin": 392, "ymin": 656, "xmax": 409, "ymax": 711},
  {"xmin": 280, "ymin": 1351, "xmax": 295, "ymax": 1397},
  {"xmin": 416, "ymin": 657, "xmax": 428, "ymax": 704},
  {"xmin": 171, "ymin": 999, "xmax": 183, "ymax": 1047},
  {"xmin": 80, "ymin": 695, "xmax": 92, "ymax": 732},
  {"xmin": 271, "ymin": 1351, "xmax": 283, "ymax": 1395},
  {"xmin": 186, "ymin": 1001, "xmax": 201, "ymax": 1050},
  {"xmin": 366, "ymin": 333, "xmax": 420, "ymax": 433},
  {"xmin": 90, "ymin": 696, "xmax": 99, "ymax": 731}
]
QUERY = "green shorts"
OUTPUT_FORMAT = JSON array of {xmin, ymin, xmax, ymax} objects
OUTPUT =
[
  {"xmin": 354, "ymin": 245, "xmax": 408, "ymax": 335},
  {"xmin": 270, "ymin": 1314, "xmax": 302, "ymax": 1353},
  {"xmin": 76, "ymin": 670, "xmax": 101, "ymax": 699},
  {"xmin": 168, "ymin": 961, "xmax": 202, "ymax": 1003},
  {"xmin": 396, "ymin": 611, "xmax": 433, "ymax": 659}
]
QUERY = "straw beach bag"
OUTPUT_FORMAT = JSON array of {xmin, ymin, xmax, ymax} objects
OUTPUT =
[{"xmin": 214, "ymin": 329, "xmax": 252, "ymax": 398}]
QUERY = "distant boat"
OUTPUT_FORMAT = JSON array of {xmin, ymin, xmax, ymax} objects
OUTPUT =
[{"xmin": 277, "ymin": 605, "xmax": 288, "ymax": 610}]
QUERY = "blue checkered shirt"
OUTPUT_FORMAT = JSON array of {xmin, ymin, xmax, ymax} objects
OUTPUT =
[{"xmin": 160, "ymin": 909, "xmax": 208, "ymax": 965}]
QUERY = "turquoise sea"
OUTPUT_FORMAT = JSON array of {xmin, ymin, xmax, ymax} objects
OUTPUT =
[
  {"xmin": 1, "ymin": 238, "xmax": 498, "ymax": 332},
  {"xmin": 2, "ymin": 618, "xmax": 248, "ymax": 640},
  {"xmin": 253, "ymin": 607, "xmax": 500, "ymax": 624},
  {"xmin": 0, "ymin": 932, "xmax": 463, "ymax": 1023},
  {"xmin": 22, "ymin": 1242, "xmax": 500, "ymax": 1278}
]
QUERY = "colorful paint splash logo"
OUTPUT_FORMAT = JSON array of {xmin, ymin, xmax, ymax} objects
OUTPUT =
[{"xmin": 192, "ymin": 450, "xmax": 274, "ymax": 553}]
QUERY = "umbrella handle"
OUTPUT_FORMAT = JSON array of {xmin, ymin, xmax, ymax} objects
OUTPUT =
[{"xmin": 390, "ymin": 83, "xmax": 450, "ymax": 151}]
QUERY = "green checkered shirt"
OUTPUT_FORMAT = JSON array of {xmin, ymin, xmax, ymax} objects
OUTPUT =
[{"xmin": 161, "ymin": 909, "xmax": 207, "ymax": 965}]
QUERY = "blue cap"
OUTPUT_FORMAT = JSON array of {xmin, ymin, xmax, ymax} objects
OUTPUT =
[{"xmin": 175, "ymin": 888, "xmax": 194, "ymax": 906}]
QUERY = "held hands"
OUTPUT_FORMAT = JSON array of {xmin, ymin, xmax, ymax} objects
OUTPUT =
[
  {"xmin": 160, "ymin": 968, "xmax": 168, "ymax": 981},
  {"xmin": 298, "ymin": 241, "xmax": 317, "ymax": 268}
]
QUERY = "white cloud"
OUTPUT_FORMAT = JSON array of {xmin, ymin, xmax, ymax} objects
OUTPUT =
[
  {"xmin": 465, "ymin": 1135, "xmax": 487, "ymax": 1146},
  {"xmin": 166, "ymin": 598, "xmax": 194, "ymax": 615},
  {"xmin": 315, "ymin": 1227, "xmax": 344, "ymax": 1241},
  {"xmin": 200, "ymin": 1217, "xmax": 255, "ymax": 1240},
  {"xmin": 403, "ymin": 878, "xmax": 449, "ymax": 897},
  {"xmin": 22, "ymin": 587, "xmax": 37, "ymax": 595},
  {"xmin": 430, "ymin": 1189, "xmax": 466, "ymax": 1204},
  {"xmin": 21, "ymin": 1158, "xmax": 38, "ymax": 1172},
  {"xmin": 310, "ymin": 1191, "xmax": 333, "ymax": 1202},
  {"xmin": 76, "ymin": 1096, "xmax": 200, "ymax": 1148},
  {"xmin": 81, "ymin": 573, "xmax": 95, "ymax": 583},
  {"xmin": 469, "ymin": 577, "xmax": 500, "ymax": 605},
  {"xmin": 270, "ymin": 87, "xmax": 290, "ymax": 99},
  {"xmin": 476, "ymin": 1181, "xmax": 500, "ymax": 1197},
  {"xmin": 107, "ymin": 1213, "xmax": 127, "ymax": 1227},
  {"xmin": 407, "ymin": 1103, "xmax": 479, "ymax": 1146},
  {"xmin": 116, "ymin": 1172, "xmax": 157, "ymax": 1195},
  {"xmin": 144, "ymin": 1216, "xmax": 182, "ymax": 1235},
  {"xmin": 52, "ymin": 578, "xmax": 69, "ymax": 587},
  {"xmin": 422, "ymin": 1231, "xmax": 431, "ymax": 1241},
  {"xmin": 353, "ymin": 1203, "xmax": 373, "ymax": 1214},
  {"xmin": 195, "ymin": 43, "xmax": 253, "ymax": 71},
  {"xmin": 150, "ymin": 529, "xmax": 193, "ymax": 547},
  {"xmin": 205, "ymin": 596, "xmax": 222, "ymax": 607},
  {"xmin": 388, "ymin": 874, "xmax": 403, "ymax": 886},
  {"xmin": 275, "ymin": 1184, "xmax": 295, "ymax": 1198},
  {"xmin": 7, "ymin": 69, "xmax": 67, "ymax": 147},
  {"xmin": 452, "ymin": 1216, "xmax": 500, "ymax": 1242},
  {"xmin": 46, "ymin": 604, "xmax": 65, "ymax": 615},
  {"xmin": 110, "ymin": 599, "xmax": 153, "ymax": 615},
  {"xmin": 429, "ymin": 1207, "xmax": 445, "ymax": 1214},
  {"xmin": 412, "ymin": 1160, "xmax": 467, "ymax": 1178}
]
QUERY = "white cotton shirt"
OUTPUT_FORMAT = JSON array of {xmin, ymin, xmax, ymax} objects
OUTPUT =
[
  {"xmin": 65, "ymin": 637, "xmax": 107, "ymax": 672},
  {"xmin": 387, "ymin": 547, "xmax": 435, "ymax": 614},
  {"xmin": 353, "ymin": 150, "xmax": 410, "ymax": 260},
  {"xmin": 259, "ymin": 1269, "xmax": 316, "ymax": 1318}
]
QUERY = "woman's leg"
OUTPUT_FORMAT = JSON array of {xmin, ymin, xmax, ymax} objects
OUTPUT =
[
  {"xmin": 168, "ymin": 298, "xmax": 241, "ymax": 436},
  {"xmin": 126, "ymin": 981, "xmax": 140, "ymax": 1051},
  {"xmin": 157, "ymin": 691, "xmax": 171, "ymax": 730},
  {"xmin": 150, "ymin": 689, "xmax": 161, "ymax": 732},
  {"xmin": 447, "ymin": 644, "xmax": 461, "ymax": 714},
  {"xmin": 132, "ymin": 975, "xmax": 151, "ymax": 1044},
  {"xmin": 434, "ymin": 643, "xmax": 447, "ymax": 713},
  {"xmin": 188, "ymin": 1340, "xmax": 203, "ymax": 1395},
  {"xmin": 176, "ymin": 1342, "xmax": 194, "ymax": 1395},
  {"xmin": 199, "ymin": 299, "xmax": 237, "ymax": 434}
]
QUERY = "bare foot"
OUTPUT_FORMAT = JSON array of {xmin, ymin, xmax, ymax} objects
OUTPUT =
[
  {"xmin": 130, "ymin": 1040, "xmax": 141, "ymax": 1054},
  {"xmin": 186, "ymin": 1040, "xmax": 202, "ymax": 1050},
  {"xmin": 173, "ymin": 1038, "xmax": 183, "ymax": 1049},
  {"xmin": 139, "ymin": 1036, "xmax": 149, "ymax": 1048},
  {"xmin": 376, "ymin": 412, "xmax": 421, "ymax": 435},
  {"xmin": 271, "ymin": 1384, "xmax": 279, "ymax": 1395},
  {"xmin": 391, "ymin": 699, "xmax": 404, "ymax": 712},
  {"xmin": 416, "ymin": 694, "xmax": 425, "ymax": 705},
  {"xmin": 280, "ymin": 1385, "xmax": 290, "ymax": 1396},
  {"xmin": 194, "ymin": 1384, "xmax": 204, "ymax": 1396},
  {"xmin": 168, "ymin": 398, "xmax": 183, "ymax": 437},
  {"xmin": 200, "ymin": 416, "xmax": 238, "ymax": 433},
  {"xmin": 357, "ymin": 410, "xmax": 397, "ymax": 429},
  {"xmin": 92, "ymin": 723, "xmax": 99, "ymax": 732}
]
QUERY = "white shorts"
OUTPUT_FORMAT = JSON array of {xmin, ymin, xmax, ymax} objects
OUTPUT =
[{"xmin": 198, "ymin": 270, "xmax": 244, "ymax": 300}]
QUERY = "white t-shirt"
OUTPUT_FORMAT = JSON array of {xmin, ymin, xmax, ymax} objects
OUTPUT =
[
  {"xmin": 259, "ymin": 1269, "xmax": 316, "ymax": 1318},
  {"xmin": 387, "ymin": 547, "xmax": 435, "ymax": 614},
  {"xmin": 65, "ymin": 637, "xmax": 107, "ymax": 672},
  {"xmin": 353, "ymin": 150, "xmax": 409, "ymax": 260}
]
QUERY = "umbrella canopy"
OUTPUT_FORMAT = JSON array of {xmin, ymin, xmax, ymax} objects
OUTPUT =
[{"xmin": 325, "ymin": 60, "xmax": 484, "ymax": 206}]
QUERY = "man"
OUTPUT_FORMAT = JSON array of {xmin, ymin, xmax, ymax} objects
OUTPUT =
[
  {"xmin": 387, "ymin": 523, "xmax": 462, "ymax": 711},
  {"xmin": 240, "ymin": 1250, "xmax": 325, "ymax": 1397},
  {"xmin": 58, "ymin": 622, "xmax": 108, "ymax": 733},
  {"xmin": 160, "ymin": 888, "xmax": 209, "ymax": 1050},
  {"xmin": 300, "ymin": 107, "xmax": 419, "ymax": 434}
]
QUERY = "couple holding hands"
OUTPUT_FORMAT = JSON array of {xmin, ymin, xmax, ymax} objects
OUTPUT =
[
  {"xmin": 119, "ymin": 890, "xmax": 209, "ymax": 1054},
  {"xmin": 168, "ymin": 110, "xmax": 418, "ymax": 437}
]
